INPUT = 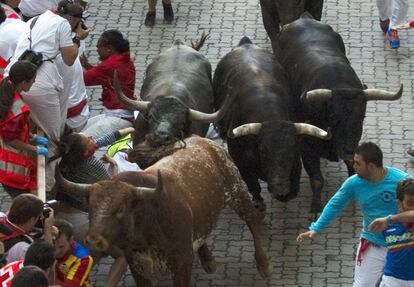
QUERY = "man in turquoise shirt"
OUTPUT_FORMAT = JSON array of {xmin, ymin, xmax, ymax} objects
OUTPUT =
[{"xmin": 297, "ymin": 142, "xmax": 410, "ymax": 287}]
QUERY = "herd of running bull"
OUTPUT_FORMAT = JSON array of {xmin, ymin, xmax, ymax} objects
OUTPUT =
[{"xmin": 56, "ymin": 5, "xmax": 404, "ymax": 287}]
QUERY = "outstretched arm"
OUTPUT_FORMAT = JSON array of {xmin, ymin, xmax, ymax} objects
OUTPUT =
[{"xmin": 297, "ymin": 180, "xmax": 354, "ymax": 243}]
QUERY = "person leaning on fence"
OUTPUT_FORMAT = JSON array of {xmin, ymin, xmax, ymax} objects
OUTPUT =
[
  {"xmin": 0, "ymin": 61, "xmax": 49, "ymax": 198},
  {"xmin": 297, "ymin": 142, "xmax": 411, "ymax": 287},
  {"xmin": 4, "ymin": 0, "xmax": 89, "ymax": 193}
]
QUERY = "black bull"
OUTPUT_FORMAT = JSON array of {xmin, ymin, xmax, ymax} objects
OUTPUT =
[
  {"xmin": 113, "ymin": 34, "xmax": 232, "ymax": 151},
  {"xmin": 278, "ymin": 18, "xmax": 403, "ymax": 214},
  {"xmin": 213, "ymin": 37, "xmax": 328, "ymax": 209},
  {"xmin": 259, "ymin": 0, "xmax": 324, "ymax": 51}
]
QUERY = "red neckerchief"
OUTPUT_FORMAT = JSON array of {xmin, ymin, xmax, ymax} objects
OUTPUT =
[
  {"xmin": 357, "ymin": 238, "xmax": 380, "ymax": 266},
  {"xmin": 85, "ymin": 143, "xmax": 97, "ymax": 158}
]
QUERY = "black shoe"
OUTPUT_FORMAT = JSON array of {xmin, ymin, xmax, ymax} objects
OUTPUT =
[
  {"xmin": 162, "ymin": 2, "xmax": 174, "ymax": 22},
  {"xmin": 145, "ymin": 11, "xmax": 156, "ymax": 27}
]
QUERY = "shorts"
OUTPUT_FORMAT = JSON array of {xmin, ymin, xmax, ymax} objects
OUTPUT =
[{"xmin": 380, "ymin": 275, "xmax": 414, "ymax": 287}]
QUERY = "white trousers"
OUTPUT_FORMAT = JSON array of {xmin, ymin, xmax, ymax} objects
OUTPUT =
[
  {"xmin": 376, "ymin": 0, "xmax": 409, "ymax": 28},
  {"xmin": 82, "ymin": 114, "xmax": 133, "ymax": 139},
  {"xmin": 22, "ymin": 64, "xmax": 68, "ymax": 191},
  {"xmin": 380, "ymin": 275, "xmax": 414, "ymax": 287},
  {"xmin": 353, "ymin": 241, "xmax": 388, "ymax": 287}
]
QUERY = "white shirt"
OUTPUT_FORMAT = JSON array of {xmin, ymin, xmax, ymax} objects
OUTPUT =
[
  {"xmin": 19, "ymin": 0, "xmax": 58, "ymax": 17},
  {"xmin": 6, "ymin": 10, "xmax": 73, "ymax": 88},
  {"xmin": 0, "ymin": 18, "xmax": 28, "ymax": 67},
  {"xmin": 57, "ymin": 42, "xmax": 89, "ymax": 130}
]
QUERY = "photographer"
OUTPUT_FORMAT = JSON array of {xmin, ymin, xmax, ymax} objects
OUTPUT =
[
  {"xmin": 5, "ymin": 0, "xmax": 89, "ymax": 193},
  {"xmin": 0, "ymin": 194, "xmax": 54, "ymax": 264}
]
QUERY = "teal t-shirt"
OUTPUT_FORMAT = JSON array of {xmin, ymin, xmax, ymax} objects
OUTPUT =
[{"xmin": 309, "ymin": 167, "xmax": 411, "ymax": 247}]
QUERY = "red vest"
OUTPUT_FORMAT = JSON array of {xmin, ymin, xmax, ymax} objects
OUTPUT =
[
  {"xmin": 0, "ymin": 260, "xmax": 23, "ymax": 287},
  {"xmin": 0, "ymin": 93, "xmax": 36, "ymax": 190}
]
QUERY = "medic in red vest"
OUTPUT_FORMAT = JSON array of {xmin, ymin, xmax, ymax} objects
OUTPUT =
[{"xmin": 0, "ymin": 61, "xmax": 48, "ymax": 196}]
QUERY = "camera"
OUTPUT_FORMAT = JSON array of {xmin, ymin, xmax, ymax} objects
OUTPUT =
[
  {"xmin": 42, "ymin": 200, "xmax": 59, "ymax": 218},
  {"xmin": 18, "ymin": 49, "xmax": 44, "ymax": 68}
]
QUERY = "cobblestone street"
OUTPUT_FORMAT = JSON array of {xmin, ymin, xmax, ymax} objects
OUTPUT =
[{"xmin": 2, "ymin": 0, "xmax": 414, "ymax": 286}]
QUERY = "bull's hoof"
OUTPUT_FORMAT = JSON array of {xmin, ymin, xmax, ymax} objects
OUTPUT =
[
  {"xmin": 162, "ymin": 2, "xmax": 174, "ymax": 22},
  {"xmin": 200, "ymin": 257, "xmax": 217, "ymax": 274},
  {"xmin": 198, "ymin": 245, "xmax": 217, "ymax": 274},
  {"xmin": 274, "ymin": 192, "xmax": 297, "ymax": 202},
  {"xmin": 256, "ymin": 257, "xmax": 272, "ymax": 278},
  {"xmin": 308, "ymin": 200, "xmax": 322, "ymax": 221},
  {"xmin": 253, "ymin": 198, "xmax": 266, "ymax": 213},
  {"xmin": 145, "ymin": 12, "xmax": 156, "ymax": 27}
]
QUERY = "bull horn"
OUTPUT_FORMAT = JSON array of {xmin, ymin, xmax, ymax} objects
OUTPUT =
[
  {"xmin": 294, "ymin": 123, "xmax": 329, "ymax": 139},
  {"xmin": 113, "ymin": 71, "xmax": 150, "ymax": 112},
  {"xmin": 55, "ymin": 168, "xmax": 92, "ymax": 197},
  {"xmin": 188, "ymin": 90, "xmax": 234, "ymax": 123},
  {"xmin": 302, "ymin": 89, "xmax": 332, "ymax": 103},
  {"xmin": 232, "ymin": 123, "xmax": 262, "ymax": 137},
  {"xmin": 364, "ymin": 84, "xmax": 403, "ymax": 101},
  {"xmin": 133, "ymin": 170, "xmax": 163, "ymax": 199}
]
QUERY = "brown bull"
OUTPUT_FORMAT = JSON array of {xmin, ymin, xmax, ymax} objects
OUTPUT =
[{"xmin": 56, "ymin": 136, "xmax": 271, "ymax": 286}]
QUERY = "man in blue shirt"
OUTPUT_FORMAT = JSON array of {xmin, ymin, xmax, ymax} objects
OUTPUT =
[
  {"xmin": 297, "ymin": 142, "xmax": 411, "ymax": 287},
  {"xmin": 369, "ymin": 178, "xmax": 414, "ymax": 287}
]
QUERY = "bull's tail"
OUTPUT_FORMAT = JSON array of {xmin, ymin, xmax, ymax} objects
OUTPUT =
[
  {"xmin": 238, "ymin": 36, "xmax": 252, "ymax": 46},
  {"xmin": 191, "ymin": 31, "xmax": 209, "ymax": 51}
]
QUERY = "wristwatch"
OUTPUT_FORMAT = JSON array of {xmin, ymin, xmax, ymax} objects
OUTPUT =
[
  {"xmin": 386, "ymin": 214, "xmax": 393, "ymax": 224},
  {"xmin": 72, "ymin": 36, "xmax": 81, "ymax": 47}
]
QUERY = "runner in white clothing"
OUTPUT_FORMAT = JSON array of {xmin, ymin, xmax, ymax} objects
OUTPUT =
[
  {"xmin": 56, "ymin": 40, "xmax": 89, "ymax": 132},
  {"xmin": 6, "ymin": 0, "xmax": 89, "ymax": 191},
  {"xmin": 376, "ymin": 0, "xmax": 409, "ymax": 49},
  {"xmin": 18, "ymin": 0, "xmax": 58, "ymax": 20},
  {"xmin": 0, "ymin": 10, "xmax": 27, "ymax": 74}
]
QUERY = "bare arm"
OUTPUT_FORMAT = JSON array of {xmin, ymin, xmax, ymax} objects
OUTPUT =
[
  {"xmin": 59, "ymin": 23, "xmax": 89, "ymax": 66},
  {"xmin": 118, "ymin": 127, "xmax": 135, "ymax": 137},
  {"xmin": 369, "ymin": 211, "xmax": 414, "ymax": 233}
]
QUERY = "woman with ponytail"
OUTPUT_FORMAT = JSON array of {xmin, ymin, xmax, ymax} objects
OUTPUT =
[
  {"xmin": 0, "ymin": 61, "xmax": 48, "ymax": 198},
  {"xmin": 80, "ymin": 29, "xmax": 136, "ymax": 138}
]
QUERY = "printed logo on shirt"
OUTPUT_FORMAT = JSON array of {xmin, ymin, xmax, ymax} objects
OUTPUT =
[{"xmin": 381, "ymin": 191, "xmax": 394, "ymax": 203}]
